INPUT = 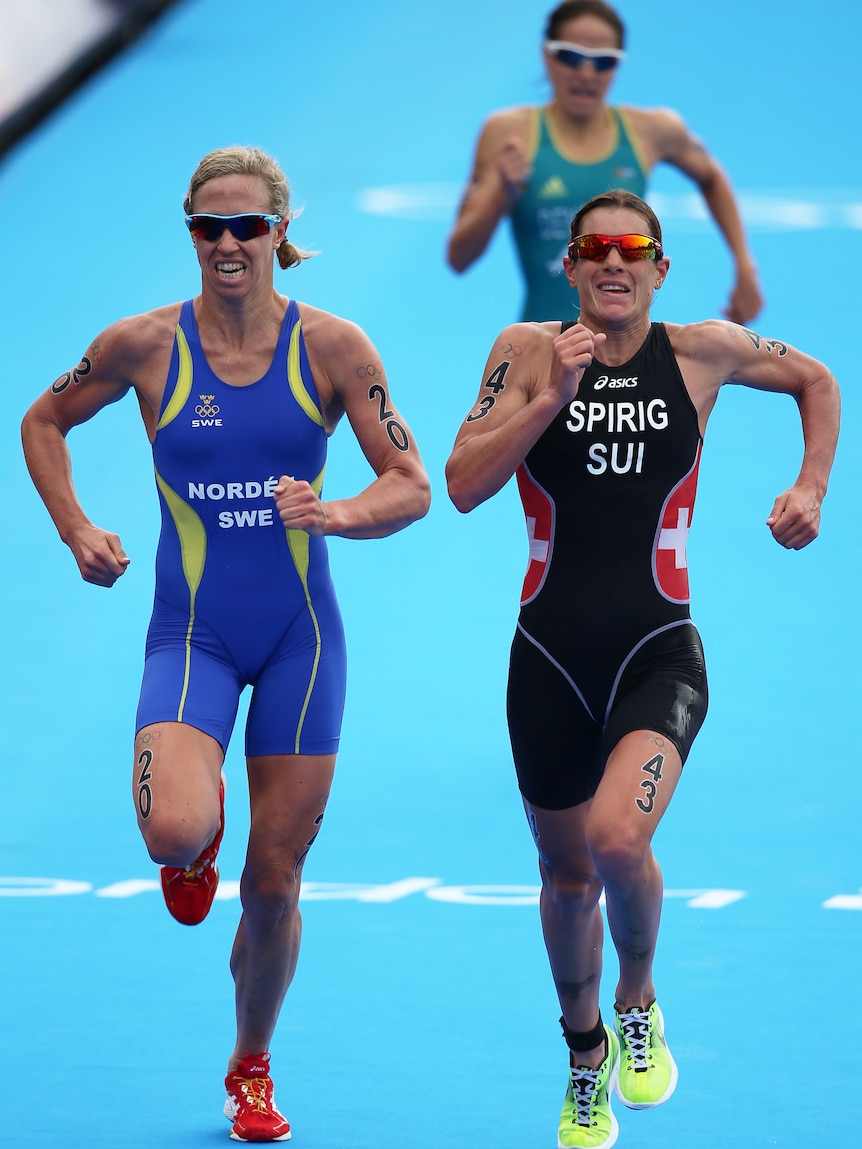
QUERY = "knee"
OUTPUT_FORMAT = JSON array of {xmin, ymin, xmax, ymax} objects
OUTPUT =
[
  {"xmin": 539, "ymin": 858, "xmax": 603, "ymax": 916},
  {"xmin": 240, "ymin": 861, "xmax": 302, "ymax": 934},
  {"xmin": 140, "ymin": 812, "xmax": 217, "ymax": 869},
  {"xmin": 587, "ymin": 819, "xmax": 650, "ymax": 889}
]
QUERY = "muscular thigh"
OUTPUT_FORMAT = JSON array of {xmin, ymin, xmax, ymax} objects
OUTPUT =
[
  {"xmin": 508, "ymin": 622, "xmax": 707, "ymax": 812},
  {"xmin": 245, "ymin": 753, "xmax": 336, "ymax": 879},
  {"xmin": 523, "ymin": 797, "xmax": 595, "ymax": 876},
  {"xmin": 507, "ymin": 628, "xmax": 604, "ymax": 810},
  {"xmin": 245, "ymin": 587, "xmax": 347, "ymax": 758},
  {"xmin": 138, "ymin": 584, "xmax": 347, "ymax": 761},
  {"xmin": 133, "ymin": 721, "xmax": 224, "ymax": 837},
  {"xmin": 589, "ymin": 729, "xmax": 682, "ymax": 855},
  {"xmin": 589, "ymin": 624, "xmax": 707, "ymax": 849},
  {"xmin": 603, "ymin": 622, "xmax": 708, "ymax": 767},
  {"xmin": 136, "ymin": 635, "xmax": 244, "ymax": 755}
]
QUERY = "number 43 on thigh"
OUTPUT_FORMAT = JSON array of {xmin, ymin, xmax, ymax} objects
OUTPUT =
[{"xmin": 603, "ymin": 732, "xmax": 683, "ymax": 820}]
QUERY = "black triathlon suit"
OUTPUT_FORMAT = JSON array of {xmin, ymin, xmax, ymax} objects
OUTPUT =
[{"xmin": 508, "ymin": 321, "xmax": 709, "ymax": 809}]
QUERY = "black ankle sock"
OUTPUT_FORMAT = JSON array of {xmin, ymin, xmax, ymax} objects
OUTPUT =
[{"xmin": 559, "ymin": 1013, "xmax": 605, "ymax": 1053}]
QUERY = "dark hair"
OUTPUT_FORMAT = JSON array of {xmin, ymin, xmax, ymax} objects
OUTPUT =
[
  {"xmin": 545, "ymin": 0, "xmax": 625, "ymax": 48},
  {"xmin": 183, "ymin": 145, "xmax": 312, "ymax": 269},
  {"xmin": 570, "ymin": 189, "xmax": 662, "ymax": 244}
]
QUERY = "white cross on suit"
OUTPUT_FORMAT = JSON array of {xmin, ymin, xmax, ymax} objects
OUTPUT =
[
  {"xmin": 658, "ymin": 507, "xmax": 690, "ymax": 568},
  {"xmin": 527, "ymin": 516, "xmax": 549, "ymax": 562}
]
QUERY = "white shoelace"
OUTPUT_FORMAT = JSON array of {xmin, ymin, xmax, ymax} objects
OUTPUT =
[
  {"xmin": 569, "ymin": 1064, "xmax": 602, "ymax": 1125},
  {"xmin": 617, "ymin": 1008, "xmax": 651, "ymax": 1069}
]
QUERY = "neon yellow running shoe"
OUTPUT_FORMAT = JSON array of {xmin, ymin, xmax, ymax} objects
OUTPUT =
[
  {"xmin": 557, "ymin": 1025, "xmax": 620, "ymax": 1149},
  {"xmin": 613, "ymin": 1001, "xmax": 678, "ymax": 1109}
]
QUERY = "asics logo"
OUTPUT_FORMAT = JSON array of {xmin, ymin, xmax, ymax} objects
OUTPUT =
[{"xmin": 594, "ymin": 375, "xmax": 638, "ymax": 390}]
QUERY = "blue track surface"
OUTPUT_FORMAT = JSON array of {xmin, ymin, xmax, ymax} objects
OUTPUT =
[{"xmin": 1, "ymin": 1, "xmax": 860, "ymax": 1144}]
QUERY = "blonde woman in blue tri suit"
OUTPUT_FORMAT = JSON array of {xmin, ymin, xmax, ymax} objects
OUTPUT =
[
  {"xmin": 447, "ymin": 0, "xmax": 762, "ymax": 325},
  {"xmin": 21, "ymin": 144, "xmax": 430, "ymax": 1144}
]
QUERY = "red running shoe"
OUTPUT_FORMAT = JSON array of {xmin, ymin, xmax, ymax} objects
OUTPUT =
[
  {"xmin": 224, "ymin": 1052, "xmax": 291, "ymax": 1142},
  {"xmin": 159, "ymin": 774, "xmax": 225, "ymax": 926}
]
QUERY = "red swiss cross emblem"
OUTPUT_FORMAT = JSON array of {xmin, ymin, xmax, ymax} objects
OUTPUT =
[
  {"xmin": 653, "ymin": 443, "xmax": 702, "ymax": 603},
  {"xmin": 516, "ymin": 464, "xmax": 555, "ymax": 604}
]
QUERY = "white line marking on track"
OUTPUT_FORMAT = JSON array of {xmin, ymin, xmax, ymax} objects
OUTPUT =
[{"xmin": 356, "ymin": 184, "xmax": 862, "ymax": 230}]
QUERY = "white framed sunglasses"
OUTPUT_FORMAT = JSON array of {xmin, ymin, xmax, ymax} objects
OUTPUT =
[{"xmin": 545, "ymin": 40, "xmax": 626, "ymax": 72}]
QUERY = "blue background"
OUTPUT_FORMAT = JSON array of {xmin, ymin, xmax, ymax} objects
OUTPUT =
[{"xmin": 1, "ymin": 1, "xmax": 860, "ymax": 1145}]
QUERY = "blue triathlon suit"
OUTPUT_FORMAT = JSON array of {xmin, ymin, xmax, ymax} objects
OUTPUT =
[
  {"xmin": 508, "ymin": 322, "xmax": 709, "ymax": 809},
  {"xmin": 510, "ymin": 106, "xmax": 648, "ymax": 322},
  {"xmin": 135, "ymin": 298, "xmax": 347, "ymax": 758}
]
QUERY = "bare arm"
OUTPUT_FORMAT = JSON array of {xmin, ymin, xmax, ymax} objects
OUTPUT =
[
  {"xmin": 729, "ymin": 328, "xmax": 839, "ymax": 548},
  {"xmin": 275, "ymin": 316, "xmax": 430, "ymax": 539},
  {"xmin": 675, "ymin": 320, "xmax": 840, "ymax": 549},
  {"xmin": 21, "ymin": 327, "xmax": 141, "ymax": 585},
  {"xmin": 446, "ymin": 110, "xmax": 532, "ymax": 274},
  {"xmin": 642, "ymin": 108, "xmax": 763, "ymax": 324},
  {"xmin": 446, "ymin": 322, "xmax": 606, "ymax": 512}
]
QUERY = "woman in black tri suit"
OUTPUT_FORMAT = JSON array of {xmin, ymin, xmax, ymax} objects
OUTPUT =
[{"xmin": 446, "ymin": 189, "xmax": 839, "ymax": 1149}]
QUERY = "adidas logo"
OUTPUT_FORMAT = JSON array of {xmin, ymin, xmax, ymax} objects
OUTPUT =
[{"xmin": 539, "ymin": 176, "xmax": 568, "ymax": 199}]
